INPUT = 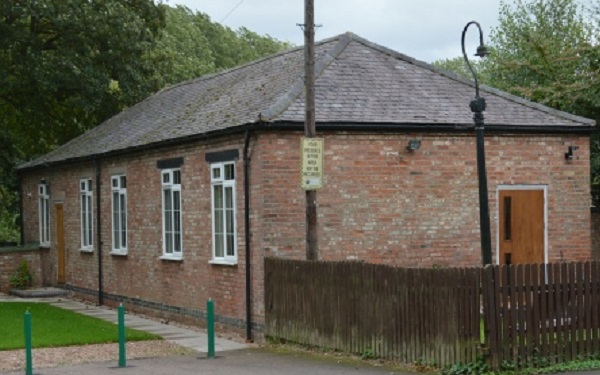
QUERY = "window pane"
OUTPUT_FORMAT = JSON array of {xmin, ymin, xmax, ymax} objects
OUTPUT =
[
  {"xmin": 120, "ymin": 176, "xmax": 127, "ymax": 189},
  {"xmin": 121, "ymin": 194, "xmax": 127, "ymax": 248},
  {"xmin": 173, "ymin": 191, "xmax": 181, "ymax": 251},
  {"xmin": 214, "ymin": 185, "xmax": 223, "ymax": 208},
  {"xmin": 225, "ymin": 187, "xmax": 233, "ymax": 209},
  {"xmin": 113, "ymin": 192, "xmax": 119, "ymax": 249},
  {"xmin": 227, "ymin": 233, "xmax": 235, "ymax": 256},
  {"xmin": 81, "ymin": 194, "xmax": 87, "ymax": 246},
  {"xmin": 87, "ymin": 196, "xmax": 93, "ymax": 246},
  {"xmin": 163, "ymin": 172, "xmax": 170, "ymax": 184},
  {"xmin": 164, "ymin": 190, "xmax": 172, "ymax": 231},
  {"xmin": 213, "ymin": 184, "xmax": 224, "ymax": 258},
  {"xmin": 226, "ymin": 207, "xmax": 234, "ymax": 234},
  {"xmin": 212, "ymin": 167, "xmax": 221, "ymax": 180},
  {"xmin": 164, "ymin": 188, "xmax": 172, "ymax": 254},
  {"xmin": 215, "ymin": 235, "xmax": 224, "ymax": 258},
  {"xmin": 226, "ymin": 209, "xmax": 234, "ymax": 257},
  {"xmin": 215, "ymin": 207, "xmax": 223, "ymax": 235},
  {"xmin": 173, "ymin": 170, "xmax": 181, "ymax": 184},
  {"xmin": 112, "ymin": 178, "xmax": 118, "ymax": 188},
  {"xmin": 225, "ymin": 164, "xmax": 234, "ymax": 180},
  {"xmin": 175, "ymin": 232, "xmax": 181, "ymax": 252},
  {"xmin": 44, "ymin": 198, "xmax": 49, "ymax": 242},
  {"xmin": 174, "ymin": 191, "xmax": 181, "ymax": 211},
  {"xmin": 166, "ymin": 233, "xmax": 173, "ymax": 253}
]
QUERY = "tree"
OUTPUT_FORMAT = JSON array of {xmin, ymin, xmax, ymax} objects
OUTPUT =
[
  {"xmin": 433, "ymin": 56, "xmax": 488, "ymax": 81},
  {"xmin": 143, "ymin": 6, "xmax": 293, "ymax": 91},
  {"xmin": 0, "ymin": 0, "xmax": 166, "ymax": 157},
  {"xmin": 485, "ymin": 0, "xmax": 600, "ymax": 203},
  {"xmin": 0, "ymin": 0, "xmax": 166, "ymax": 243},
  {"xmin": 143, "ymin": 5, "xmax": 215, "ymax": 91},
  {"xmin": 484, "ymin": 0, "xmax": 598, "ymax": 115},
  {"xmin": 0, "ymin": 1, "xmax": 292, "ymax": 242},
  {"xmin": 435, "ymin": 0, "xmax": 600, "ymax": 204}
]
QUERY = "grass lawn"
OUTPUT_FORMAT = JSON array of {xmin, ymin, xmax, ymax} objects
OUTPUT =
[{"xmin": 0, "ymin": 302, "xmax": 160, "ymax": 350}]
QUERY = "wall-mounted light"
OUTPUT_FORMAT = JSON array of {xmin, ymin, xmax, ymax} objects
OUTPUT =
[
  {"xmin": 565, "ymin": 146, "xmax": 579, "ymax": 160},
  {"xmin": 407, "ymin": 139, "xmax": 421, "ymax": 151}
]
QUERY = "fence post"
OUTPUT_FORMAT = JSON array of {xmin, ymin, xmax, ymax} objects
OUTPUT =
[
  {"xmin": 118, "ymin": 304, "xmax": 126, "ymax": 367},
  {"xmin": 24, "ymin": 309, "xmax": 32, "ymax": 375},
  {"xmin": 482, "ymin": 264, "xmax": 500, "ymax": 370},
  {"xmin": 207, "ymin": 299, "xmax": 215, "ymax": 358}
]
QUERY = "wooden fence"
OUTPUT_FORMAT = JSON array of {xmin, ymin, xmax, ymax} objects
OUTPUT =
[
  {"xmin": 483, "ymin": 262, "xmax": 600, "ymax": 369},
  {"xmin": 265, "ymin": 258, "xmax": 600, "ymax": 370},
  {"xmin": 264, "ymin": 258, "xmax": 482, "ymax": 367}
]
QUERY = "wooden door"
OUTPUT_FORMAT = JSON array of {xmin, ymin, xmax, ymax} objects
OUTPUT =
[
  {"xmin": 56, "ymin": 204, "xmax": 66, "ymax": 283},
  {"xmin": 498, "ymin": 189, "xmax": 545, "ymax": 265}
]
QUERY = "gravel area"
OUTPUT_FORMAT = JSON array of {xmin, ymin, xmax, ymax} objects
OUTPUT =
[{"xmin": 0, "ymin": 340, "xmax": 196, "ymax": 372}]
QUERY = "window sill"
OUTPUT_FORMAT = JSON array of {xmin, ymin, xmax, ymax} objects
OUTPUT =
[
  {"xmin": 80, "ymin": 248, "xmax": 94, "ymax": 253},
  {"xmin": 110, "ymin": 251, "xmax": 128, "ymax": 257},
  {"xmin": 160, "ymin": 255, "xmax": 183, "ymax": 262},
  {"xmin": 209, "ymin": 259, "xmax": 238, "ymax": 266},
  {"xmin": 39, "ymin": 244, "xmax": 51, "ymax": 249}
]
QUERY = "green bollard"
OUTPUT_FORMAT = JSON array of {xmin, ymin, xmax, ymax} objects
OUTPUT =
[
  {"xmin": 24, "ymin": 309, "xmax": 32, "ymax": 375},
  {"xmin": 207, "ymin": 299, "xmax": 215, "ymax": 358},
  {"xmin": 118, "ymin": 304, "xmax": 126, "ymax": 367}
]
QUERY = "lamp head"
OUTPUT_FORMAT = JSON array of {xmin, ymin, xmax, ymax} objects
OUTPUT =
[{"xmin": 475, "ymin": 45, "xmax": 490, "ymax": 58}]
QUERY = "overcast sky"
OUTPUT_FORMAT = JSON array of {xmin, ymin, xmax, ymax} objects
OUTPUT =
[{"xmin": 167, "ymin": 0, "xmax": 503, "ymax": 63}]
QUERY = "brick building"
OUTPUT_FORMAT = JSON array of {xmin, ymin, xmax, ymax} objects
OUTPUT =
[{"xmin": 17, "ymin": 33, "xmax": 594, "ymax": 339}]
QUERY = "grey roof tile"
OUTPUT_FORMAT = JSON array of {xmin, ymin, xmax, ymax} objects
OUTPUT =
[{"xmin": 19, "ymin": 32, "xmax": 594, "ymax": 169}]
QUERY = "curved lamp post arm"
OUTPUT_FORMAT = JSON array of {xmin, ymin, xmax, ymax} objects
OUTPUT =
[{"xmin": 461, "ymin": 21, "xmax": 489, "ymax": 99}]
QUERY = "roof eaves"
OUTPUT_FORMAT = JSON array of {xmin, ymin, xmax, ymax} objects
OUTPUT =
[
  {"xmin": 263, "ymin": 120, "xmax": 593, "ymax": 135},
  {"xmin": 17, "ymin": 123, "xmax": 268, "ymax": 172}
]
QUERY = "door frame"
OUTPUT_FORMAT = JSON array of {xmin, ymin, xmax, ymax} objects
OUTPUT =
[{"xmin": 495, "ymin": 185, "xmax": 548, "ymax": 265}]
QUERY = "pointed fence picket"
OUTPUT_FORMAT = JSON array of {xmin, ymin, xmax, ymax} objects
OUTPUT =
[
  {"xmin": 483, "ymin": 262, "xmax": 600, "ymax": 370},
  {"xmin": 265, "ymin": 259, "xmax": 600, "ymax": 370},
  {"xmin": 264, "ymin": 257, "xmax": 481, "ymax": 368}
]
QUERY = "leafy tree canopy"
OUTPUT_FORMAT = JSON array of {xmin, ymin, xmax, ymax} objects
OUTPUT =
[
  {"xmin": 485, "ymin": 0, "xmax": 598, "ymax": 116},
  {"xmin": 0, "ymin": 1, "xmax": 292, "ymax": 242},
  {"xmin": 434, "ymin": 0, "xmax": 600, "ymax": 204},
  {"xmin": 0, "ymin": 0, "xmax": 166, "ymax": 156}
]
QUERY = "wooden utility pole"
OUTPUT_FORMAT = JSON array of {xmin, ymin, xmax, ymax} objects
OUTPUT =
[{"xmin": 304, "ymin": 0, "xmax": 318, "ymax": 260}]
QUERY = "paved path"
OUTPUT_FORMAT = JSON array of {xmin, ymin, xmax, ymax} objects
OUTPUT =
[
  {"xmin": 0, "ymin": 290, "xmax": 410, "ymax": 374},
  {"xmin": 0, "ymin": 290, "xmax": 248, "ymax": 353},
  {"xmin": 3, "ymin": 291, "xmax": 594, "ymax": 374},
  {"xmin": 0, "ymin": 349, "xmax": 409, "ymax": 375}
]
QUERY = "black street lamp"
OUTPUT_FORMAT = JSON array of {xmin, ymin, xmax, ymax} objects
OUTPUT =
[{"xmin": 462, "ymin": 21, "xmax": 492, "ymax": 266}]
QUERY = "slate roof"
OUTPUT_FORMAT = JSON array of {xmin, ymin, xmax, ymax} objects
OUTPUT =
[{"xmin": 19, "ymin": 32, "xmax": 594, "ymax": 170}]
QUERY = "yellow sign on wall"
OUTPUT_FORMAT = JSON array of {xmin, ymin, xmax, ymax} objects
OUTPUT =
[{"xmin": 300, "ymin": 137, "xmax": 324, "ymax": 190}]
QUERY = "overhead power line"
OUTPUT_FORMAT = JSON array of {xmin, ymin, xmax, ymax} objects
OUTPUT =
[{"xmin": 220, "ymin": 0, "xmax": 245, "ymax": 23}]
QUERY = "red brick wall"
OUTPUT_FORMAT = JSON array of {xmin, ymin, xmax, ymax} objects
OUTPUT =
[
  {"xmin": 21, "ymin": 135, "xmax": 250, "ymax": 334},
  {"xmin": 20, "ymin": 130, "xmax": 592, "ymax": 334},
  {"xmin": 256, "ymin": 132, "xmax": 591, "ymax": 268},
  {"xmin": 0, "ymin": 248, "xmax": 44, "ymax": 292}
]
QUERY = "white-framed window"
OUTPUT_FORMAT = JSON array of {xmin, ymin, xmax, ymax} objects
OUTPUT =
[
  {"xmin": 80, "ymin": 178, "xmax": 93, "ymax": 251},
  {"xmin": 111, "ymin": 175, "xmax": 127, "ymax": 255},
  {"xmin": 161, "ymin": 169, "xmax": 182, "ymax": 259},
  {"xmin": 38, "ymin": 183, "xmax": 50, "ymax": 246},
  {"xmin": 210, "ymin": 162, "xmax": 237, "ymax": 264}
]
